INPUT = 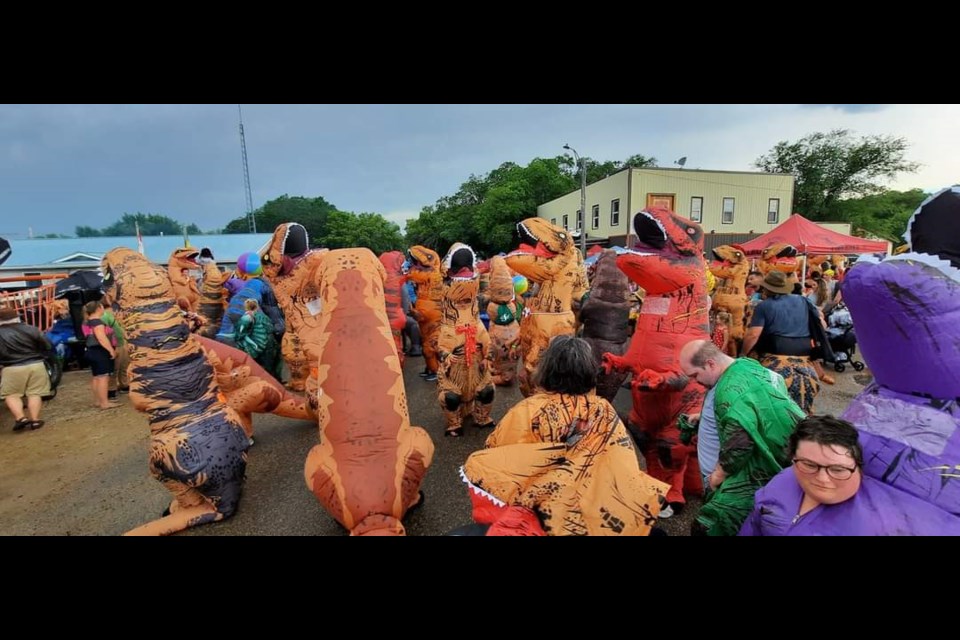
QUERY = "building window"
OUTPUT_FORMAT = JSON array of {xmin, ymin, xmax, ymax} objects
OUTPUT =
[
  {"xmin": 576, "ymin": 209, "xmax": 583, "ymax": 230},
  {"xmin": 722, "ymin": 197, "xmax": 735, "ymax": 224},
  {"xmin": 562, "ymin": 214, "xmax": 569, "ymax": 230},
  {"xmin": 592, "ymin": 204, "xmax": 600, "ymax": 229},
  {"xmin": 610, "ymin": 199, "xmax": 620, "ymax": 226},
  {"xmin": 551, "ymin": 218, "xmax": 556, "ymax": 226},
  {"xmin": 768, "ymin": 198, "xmax": 780, "ymax": 224},
  {"xmin": 690, "ymin": 196, "xmax": 703, "ymax": 223}
]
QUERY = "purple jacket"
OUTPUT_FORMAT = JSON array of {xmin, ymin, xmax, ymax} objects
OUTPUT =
[{"xmin": 739, "ymin": 467, "xmax": 960, "ymax": 536}]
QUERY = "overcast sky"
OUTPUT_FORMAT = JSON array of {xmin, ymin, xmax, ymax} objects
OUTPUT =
[{"xmin": 1, "ymin": 104, "xmax": 955, "ymax": 238}]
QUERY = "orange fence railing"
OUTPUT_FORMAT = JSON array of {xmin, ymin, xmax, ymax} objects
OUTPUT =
[{"xmin": 0, "ymin": 284, "xmax": 62, "ymax": 333}]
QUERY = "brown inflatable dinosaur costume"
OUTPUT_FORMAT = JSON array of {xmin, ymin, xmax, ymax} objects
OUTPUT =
[
  {"xmin": 437, "ymin": 242, "xmax": 495, "ymax": 437},
  {"xmin": 709, "ymin": 244, "xmax": 749, "ymax": 356},
  {"xmin": 406, "ymin": 245, "xmax": 444, "ymax": 377},
  {"xmin": 196, "ymin": 248, "xmax": 230, "ymax": 338},
  {"xmin": 379, "ymin": 250, "xmax": 409, "ymax": 368},
  {"xmin": 601, "ymin": 207, "xmax": 709, "ymax": 512},
  {"xmin": 304, "ymin": 248, "xmax": 435, "ymax": 536},
  {"xmin": 505, "ymin": 218, "xmax": 587, "ymax": 397},
  {"xmin": 167, "ymin": 247, "xmax": 202, "ymax": 312},
  {"xmin": 259, "ymin": 223, "xmax": 328, "ymax": 392},
  {"xmin": 196, "ymin": 336, "xmax": 314, "ymax": 443},
  {"xmin": 101, "ymin": 248, "xmax": 249, "ymax": 536},
  {"xmin": 579, "ymin": 249, "xmax": 632, "ymax": 402},
  {"xmin": 485, "ymin": 255, "xmax": 522, "ymax": 386}
]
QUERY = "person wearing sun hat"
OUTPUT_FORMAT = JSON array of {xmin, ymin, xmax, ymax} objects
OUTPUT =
[
  {"xmin": 0, "ymin": 307, "xmax": 53, "ymax": 431},
  {"xmin": 741, "ymin": 270, "xmax": 822, "ymax": 413}
]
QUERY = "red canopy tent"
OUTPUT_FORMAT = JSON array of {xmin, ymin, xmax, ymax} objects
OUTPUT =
[{"xmin": 739, "ymin": 214, "xmax": 888, "ymax": 257}]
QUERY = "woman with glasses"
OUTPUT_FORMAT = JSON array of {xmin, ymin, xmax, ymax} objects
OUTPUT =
[{"xmin": 739, "ymin": 415, "xmax": 960, "ymax": 535}]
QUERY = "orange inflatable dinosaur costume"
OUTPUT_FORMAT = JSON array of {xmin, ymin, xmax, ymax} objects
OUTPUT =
[
  {"xmin": 437, "ymin": 242, "xmax": 495, "ymax": 437},
  {"xmin": 101, "ymin": 248, "xmax": 249, "ymax": 536},
  {"xmin": 505, "ymin": 218, "xmax": 587, "ymax": 397},
  {"xmin": 485, "ymin": 255, "xmax": 522, "ymax": 386},
  {"xmin": 406, "ymin": 245, "xmax": 444, "ymax": 376},
  {"xmin": 259, "ymin": 223, "xmax": 328, "ymax": 391},
  {"xmin": 196, "ymin": 248, "xmax": 230, "ymax": 338},
  {"xmin": 709, "ymin": 244, "xmax": 749, "ymax": 356},
  {"xmin": 601, "ymin": 207, "xmax": 709, "ymax": 512},
  {"xmin": 196, "ymin": 336, "xmax": 314, "ymax": 443},
  {"xmin": 167, "ymin": 247, "xmax": 202, "ymax": 312},
  {"xmin": 304, "ymin": 248, "xmax": 435, "ymax": 536}
]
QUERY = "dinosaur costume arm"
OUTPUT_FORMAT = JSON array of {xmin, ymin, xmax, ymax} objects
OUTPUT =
[{"xmin": 484, "ymin": 397, "xmax": 542, "ymax": 447}]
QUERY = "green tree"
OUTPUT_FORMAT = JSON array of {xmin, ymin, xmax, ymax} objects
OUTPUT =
[
  {"xmin": 101, "ymin": 213, "xmax": 188, "ymax": 236},
  {"xmin": 75, "ymin": 226, "xmax": 101, "ymax": 237},
  {"xmin": 754, "ymin": 129, "xmax": 920, "ymax": 220},
  {"xmin": 833, "ymin": 188, "xmax": 928, "ymax": 243},
  {"xmin": 324, "ymin": 211, "xmax": 405, "ymax": 254},
  {"xmin": 223, "ymin": 195, "xmax": 337, "ymax": 246}
]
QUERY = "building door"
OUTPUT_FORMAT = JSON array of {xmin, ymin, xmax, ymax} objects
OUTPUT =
[{"xmin": 647, "ymin": 193, "xmax": 675, "ymax": 211}]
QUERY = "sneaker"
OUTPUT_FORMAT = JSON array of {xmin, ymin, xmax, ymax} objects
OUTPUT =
[
  {"xmin": 658, "ymin": 504, "xmax": 674, "ymax": 519},
  {"xmin": 418, "ymin": 369, "xmax": 430, "ymax": 378},
  {"xmin": 108, "ymin": 390, "xmax": 118, "ymax": 400},
  {"xmin": 424, "ymin": 373, "xmax": 438, "ymax": 382}
]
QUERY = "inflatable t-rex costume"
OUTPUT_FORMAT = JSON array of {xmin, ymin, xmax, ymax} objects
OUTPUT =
[
  {"xmin": 196, "ymin": 336, "xmax": 313, "ymax": 442},
  {"xmin": 602, "ymin": 207, "xmax": 709, "ymax": 510},
  {"xmin": 167, "ymin": 247, "xmax": 202, "ymax": 311},
  {"xmin": 758, "ymin": 243, "xmax": 800, "ymax": 290},
  {"xmin": 437, "ymin": 242, "xmax": 495, "ymax": 437},
  {"xmin": 406, "ymin": 245, "xmax": 444, "ymax": 376},
  {"xmin": 485, "ymin": 255, "xmax": 522, "ymax": 386},
  {"xmin": 578, "ymin": 249, "xmax": 631, "ymax": 402},
  {"xmin": 196, "ymin": 248, "xmax": 229, "ymax": 338},
  {"xmin": 505, "ymin": 218, "xmax": 587, "ymax": 397},
  {"xmin": 709, "ymin": 244, "xmax": 749, "ymax": 356},
  {"xmin": 840, "ymin": 186, "xmax": 960, "ymax": 520},
  {"xmin": 460, "ymin": 393, "xmax": 669, "ymax": 535},
  {"xmin": 303, "ymin": 248, "xmax": 435, "ymax": 536},
  {"xmin": 260, "ymin": 223, "xmax": 328, "ymax": 392},
  {"xmin": 101, "ymin": 248, "xmax": 250, "ymax": 536},
  {"xmin": 379, "ymin": 250, "xmax": 409, "ymax": 368}
]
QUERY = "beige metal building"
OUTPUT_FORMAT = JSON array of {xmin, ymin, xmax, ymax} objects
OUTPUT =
[{"xmin": 537, "ymin": 167, "xmax": 795, "ymax": 250}]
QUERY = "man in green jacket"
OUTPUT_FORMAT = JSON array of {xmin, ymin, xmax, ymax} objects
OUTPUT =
[{"xmin": 679, "ymin": 339, "xmax": 804, "ymax": 535}]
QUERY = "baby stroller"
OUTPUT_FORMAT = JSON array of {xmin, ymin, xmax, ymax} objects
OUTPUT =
[{"xmin": 824, "ymin": 302, "xmax": 864, "ymax": 372}]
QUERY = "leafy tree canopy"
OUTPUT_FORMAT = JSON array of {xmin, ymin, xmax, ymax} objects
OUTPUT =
[
  {"xmin": 222, "ymin": 195, "xmax": 336, "ymax": 246},
  {"xmin": 832, "ymin": 188, "xmax": 927, "ymax": 243},
  {"xmin": 754, "ymin": 129, "xmax": 919, "ymax": 220},
  {"xmin": 76, "ymin": 213, "xmax": 201, "ymax": 238},
  {"xmin": 324, "ymin": 211, "xmax": 406, "ymax": 255}
]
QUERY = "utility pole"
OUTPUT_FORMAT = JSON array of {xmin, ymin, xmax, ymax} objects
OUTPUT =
[
  {"xmin": 239, "ymin": 104, "xmax": 256, "ymax": 233},
  {"xmin": 563, "ymin": 144, "xmax": 588, "ymax": 255}
]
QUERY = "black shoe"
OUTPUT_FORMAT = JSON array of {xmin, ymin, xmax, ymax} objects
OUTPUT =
[
  {"xmin": 108, "ymin": 390, "xmax": 118, "ymax": 400},
  {"xmin": 118, "ymin": 387, "xmax": 130, "ymax": 394},
  {"xmin": 424, "ymin": 373, "xmax": 438, "ymax": 382},
  {"xmin": 12, "ymin": 418, "xmax": 31, "ymax": 432},
  {"xmin": 407, "ymin": 348, "xmax": 423, "ymax": 357}
]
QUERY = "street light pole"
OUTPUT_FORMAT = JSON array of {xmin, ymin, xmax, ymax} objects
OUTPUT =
[{"xmin": 563, "ymin": 143, "xmax": 588, "ymax": 255}]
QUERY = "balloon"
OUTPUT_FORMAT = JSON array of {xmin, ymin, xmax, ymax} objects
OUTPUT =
[
  {"xmin": 513, "ymin": 275, "xmax": 528, "ymax": 296},
  {"xmin": 236, "ymin": 251, "xmax": 262, "ymax": 276}
]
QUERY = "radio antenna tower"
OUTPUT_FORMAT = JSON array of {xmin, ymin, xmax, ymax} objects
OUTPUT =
[{"xmin": 238, "ymin": 104, "xmax": 256, "ymax": 233}]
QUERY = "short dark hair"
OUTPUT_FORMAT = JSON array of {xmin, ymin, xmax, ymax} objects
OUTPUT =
[
  {"xmin": 533, "ymin": 335, "xmax": 597, "ymax": 395},
  {"xmin": 788, "ymin": 414, "xmax": 863, "ymax": 468},
  {"xmin": 748, "ymin": 270, "xmax": 763, "ymax": 277}
]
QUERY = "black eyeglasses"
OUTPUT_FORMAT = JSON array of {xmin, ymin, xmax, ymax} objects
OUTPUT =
[{"xmin": 793, "ymin": 458, "xmax": 858, "ymax": 480}]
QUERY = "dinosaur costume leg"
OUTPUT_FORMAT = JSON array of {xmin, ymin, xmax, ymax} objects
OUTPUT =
[
  {"xmin": 420, "ymin": 317, "xmax": 441, "ymax": 373},
  {"xmin": 281, "ymin": 330, "xmax": 309, "ymax": 392},
  {"xmin": 488, "ymin": 323, "xmax": 520, "ymax": 386}
]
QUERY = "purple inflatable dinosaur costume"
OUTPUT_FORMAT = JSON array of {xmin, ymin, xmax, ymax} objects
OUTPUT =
[{"xmin": 840, "ymin": 186, "xmax": 960, "ymax": 519}]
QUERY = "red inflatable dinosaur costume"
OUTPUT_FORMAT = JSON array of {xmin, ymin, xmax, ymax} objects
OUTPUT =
[{"xmin": 602, "ymin": 207, "xmax": 709, "ymax": 512}]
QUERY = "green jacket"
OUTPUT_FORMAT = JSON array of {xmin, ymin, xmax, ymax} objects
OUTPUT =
[{"xmin": 101, "ymin": 309, "xmax": 125, "ymax": 346}]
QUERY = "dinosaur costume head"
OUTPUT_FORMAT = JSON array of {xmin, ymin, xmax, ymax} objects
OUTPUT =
[
  {"xmin": 406, "ymin": 245, "xmax": 441, "ymax": 281},
  {"xmin": 101, "ymin": 248, "xmax": 173, "ymax": 316},
  {"xmin": 616, "ymin": 207, "xmax": 705, "ymax": 295},
  {"xmin": 844, "ymin": 187, "xmax": 960, "ymax": 398},
  {"xmin": 378, "ymin": 250, "xmax": 406, "ymax": 278},
  {"xmin": 590, "ymin": 249, "xmax": 630, "ymax": 303},
  {"xmin": 440, "ymin": 242, "xmax": 480, "ymax": 322},
  {"xmin": 505, "ymin": 217, "xmax": 577, "ymax": 282},
  {"xmin": 710, "ymin": 244, "xmax": 748, "ymax": 279},
  {"xmin": 261, "ymin": 223, "xmax": 310, "ymax": 279},
  {"xmin": 487, "ymin": 255, "xmax": 515, "ymax": 304},
  {"xmin": 759, "ymin": 243, "xmax": 799, "ymax": 275},
  {"xmin": 168, "ymin": 247, "xmax": 201, "ymax": 273}
]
